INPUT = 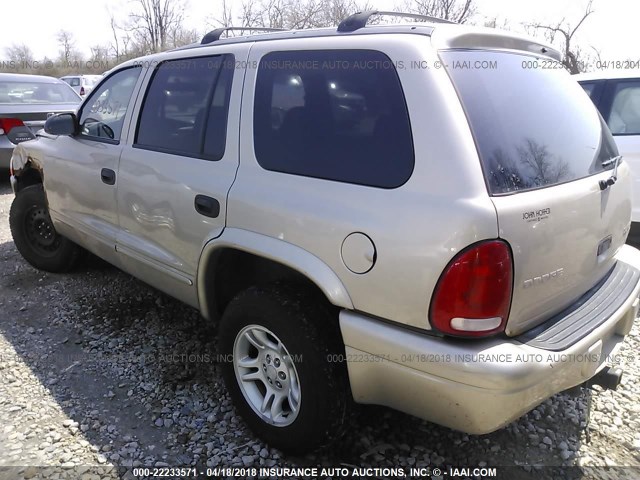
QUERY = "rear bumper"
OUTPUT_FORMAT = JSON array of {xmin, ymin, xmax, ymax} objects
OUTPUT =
[{"xmin": 339, "ymin": 245, "xmax": 640, "ymax": 434}]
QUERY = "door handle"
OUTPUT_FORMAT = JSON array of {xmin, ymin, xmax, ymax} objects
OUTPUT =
[
  {"xmin": 194, "ymin": 195, "xmax": 220, "ymax": 218},
  {"xmin": 101, "ymin": 168, "xmax": 116, "ymax": 185}
]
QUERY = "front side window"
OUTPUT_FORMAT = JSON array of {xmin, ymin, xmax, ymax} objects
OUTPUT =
[
  {"xmin": 136, "ymin": 55, "xmax": 233, "ymax": 159},
  {"xmin": 607, "ymin": 80, "xmax": 640, "ymax": 135},
  {"xmin": 254, "ymin": 50, "xmax": 414, "ymax": 188},
  {"xmin": 79, "ymin": 67, "xmax": 141, "ymax": 142}
]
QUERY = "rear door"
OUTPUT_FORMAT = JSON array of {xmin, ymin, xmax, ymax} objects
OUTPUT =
[
  {"xmin": 444, "ymin": 50, "xmax": 629, "ymax": 336},
  {"xmin": 115, "ymin": 49, "xmax": 242, "ymax": 306}
]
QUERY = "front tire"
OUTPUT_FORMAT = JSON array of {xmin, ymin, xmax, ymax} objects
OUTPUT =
[
  {"xmin": 219, "ymin": 284, "xmax": 350, "ymax": 453},
  {"xmin": 9, "ymin": 184, "xmax": 81, "ymax": 272}
]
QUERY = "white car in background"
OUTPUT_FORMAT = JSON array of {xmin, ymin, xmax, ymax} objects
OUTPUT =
[
  {"xmin": 60, "ymin": 75, "xmax": 102, "ymax": 97},
  {"xmin": 576, "ymin": 70, "xmax": 640, "ymax": 242}
]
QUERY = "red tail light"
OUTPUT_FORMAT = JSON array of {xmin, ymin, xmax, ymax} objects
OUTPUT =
[
  {"xmin": 0, "ymin": 118, "xmax": 25, "ymax": 135},
  {"xmin": 80, "ymin": 86, "xmax": 85, "ymax": 95},
  {"xmin": 430, "ymin": 240, "xmax": 513, "ymax": 338}
]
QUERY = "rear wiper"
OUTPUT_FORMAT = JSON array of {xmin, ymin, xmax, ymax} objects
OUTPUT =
[{"xmin": 599, "ymin": 155, "xmax": 623, "ymax": 191}]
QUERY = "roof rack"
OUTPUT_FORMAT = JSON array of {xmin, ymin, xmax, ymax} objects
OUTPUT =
[
  {"xmin": 201, "ymin": 27, "xmax": 286, "ymax": 45},
  {"xmin": 337, "ymin": 10, "xmax": 455, "ymax": 32}
]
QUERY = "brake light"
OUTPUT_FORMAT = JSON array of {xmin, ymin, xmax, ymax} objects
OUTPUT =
[
  {"xmin": 0, "ymin": 118, "xmax": 25, "ymax": 136},
  {"xmin": 80, "ymin": 86, "xmax": 85, "ymax": 96},
  {"xmin": 430, "ymin": 240, "xmax": 513, "ymax": 338}
]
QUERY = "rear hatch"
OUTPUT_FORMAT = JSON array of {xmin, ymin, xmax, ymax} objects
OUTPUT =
[{"xmin": 443, "ymin": 50, "xmax": 630, "ymax": 336}]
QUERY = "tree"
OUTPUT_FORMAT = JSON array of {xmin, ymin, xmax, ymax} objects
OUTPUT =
[
  {"xmin": 56, "ymin": 30, "xmax": 81, "ymax": 66},
  {"xmin": 404, "ymin": 0, "xmax": 476, "ymax": 24},
  {"xmin": 483, "ymin": 16, "xmax": 509, "ymax": 30},
  {"xmin": 217, "ymin": 0, "xmax": 371, "ymax": 30},
  {"xmin": 129, "ymin": 0, "xmax": 187, "ymax": 53},
  {"xmin": 168, "ymin": 26, "xmax": 200, "ymax": 49},
  {"xmin": 5, "ymin": 43, "xmax": 34, "ymax": 64},
  {"xmin": 527, "ymin": 0, "xmax": 594, "ymax": 74}
]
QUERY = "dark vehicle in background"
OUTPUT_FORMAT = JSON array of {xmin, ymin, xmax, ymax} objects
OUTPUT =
[{"xmin": 0, "ymin": 73, "xmax": 81, "ymax": 169}]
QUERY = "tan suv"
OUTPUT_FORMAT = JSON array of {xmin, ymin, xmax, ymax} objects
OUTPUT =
[{"xmin": 8, "ymin": 12, "xmax": 640, "ymax": 453}]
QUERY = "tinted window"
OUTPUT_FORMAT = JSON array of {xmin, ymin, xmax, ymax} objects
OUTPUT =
[
  {"xmin": 607, "ymin": 81, "xmax": 640, "ymax": 135},
  {"xmin": 136, "ymin": 55, "xmax": 233, "ymax": 159},
  {"xmin": 580, "ymin": 82, "xmax": 596, "ymax": 98},
  {"xmin": 443, "ymin": 51, "xmax": 618, "ymax": 195},
  {"xmin": 0, "ymin": 81, "xmax": 80, "ymax": 104},
  {"xmin": 254, "ymin": 50, "xmax": 414, "ymax": 188},
  {"xmin": 79, "ymin": 67, "xmax": 141, "ymax": 142}
]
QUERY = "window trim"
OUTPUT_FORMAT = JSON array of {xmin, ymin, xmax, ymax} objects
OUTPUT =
[
  {"xmin": 133, "ymin": 53, "xmax": 234, "ymax": 161},
  {"xmin": 77, "ymin": 65, "xmax": 142, "ymax": 145},
  {"xmin": 252, "ymin": 49, "xmax": 415, "ymax": 189}
]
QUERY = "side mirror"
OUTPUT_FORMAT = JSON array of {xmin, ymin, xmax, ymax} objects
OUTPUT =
[{"xmin": 44, "ymin": 113, "xmax": 78, "ymax": 136}]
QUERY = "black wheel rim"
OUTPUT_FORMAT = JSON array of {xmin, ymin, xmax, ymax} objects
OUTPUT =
[{"xmin": 24, "ymin": 205, "xmax": 61, "ymax": 257}]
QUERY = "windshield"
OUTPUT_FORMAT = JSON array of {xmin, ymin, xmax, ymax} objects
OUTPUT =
[
  {"xmin": 442, "ymin": 50, "xmax": 618, "ymax": 195},
  {"xmin": 0, "ymin": 81, "xmax": 81, "ymax": 104}
]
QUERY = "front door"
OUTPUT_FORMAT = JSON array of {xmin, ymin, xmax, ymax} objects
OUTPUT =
[{"xmin": 45, "ymin": 67, "xmax": 143, "ymax": 263}]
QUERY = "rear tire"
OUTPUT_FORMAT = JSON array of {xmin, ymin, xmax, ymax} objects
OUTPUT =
[
  {"xmin": 219, "ymin": 284, "xmax": 350, "ymax": 453},
  {"xmin": 9, "ymin": 184, "xmax": 81, "ymax": 272}
]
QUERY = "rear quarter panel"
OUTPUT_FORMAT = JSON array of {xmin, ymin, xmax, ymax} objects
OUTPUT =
[{"xmin": 229, "ymin": 34, "xmax": 498, "ymax": 329}]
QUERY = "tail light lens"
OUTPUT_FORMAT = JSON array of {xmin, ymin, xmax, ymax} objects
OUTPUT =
[
  {"xmin": 430, "ymin": 240, "xmax": 513, "ymax": 338},
  {"xmin": 0, "ymin": 118, "xmax": 25, "ymax": 136},
  {"xmin": 80, "ymin": 86, "xmax": 85, "ymax": 96}
]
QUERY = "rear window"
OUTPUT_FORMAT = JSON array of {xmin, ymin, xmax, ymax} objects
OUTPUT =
[
  {"xmin": 254, "ymin": 50, "xmax": 414, "ymax": 188},
  {"xmin": 0, "ymin": 81, "xmax": 80, "ymax": 104},
  {"xmin": 443, "ymin": 51, "xmax": 618, "ymax": 195}
]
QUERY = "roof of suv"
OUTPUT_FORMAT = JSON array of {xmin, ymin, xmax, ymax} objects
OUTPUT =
[{"xmin": 115, "ymin": 16, "xmax": 561, "ymax": 71}]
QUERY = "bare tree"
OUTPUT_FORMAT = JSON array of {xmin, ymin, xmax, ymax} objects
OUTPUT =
[
  {"xmin": 212, "ymin": 0, "xmax": 234, "ymax": 28},
  {"xmin": 527, "ymin": 0, "xmax": 594, "ymax": 74},
  {"xmin": 88, "ymin": 45, "xmax": 111, "ymax": 70},
  {"xmin": 5, "ymin": 44, "xmax": 34, "ymax": 64},
  {"xmin": 129, "ymin": 0, "xmax": 187, "ymax": 53},
  {"xmin": 57, "ymin": 30, "xmax": 78, "ymax": 65},
  {"xmin": 483, "ymin": 16, "xmax": 509, "ymax": 30},
  {"xmin": 168, "ymin": 26, "xmax": 200, "ymax": 48},
  {"xmin": 220, "ymin": 0, "xmax": 371, "ymax": 30},
  {"xmin": 404, "ymin": 0, "xmax": 476, "ymax": 24}
]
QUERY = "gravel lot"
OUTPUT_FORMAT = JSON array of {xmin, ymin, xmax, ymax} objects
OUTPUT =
[{"xmin": 1, "ymin": 176, "xmax": 640, "ymax": 479}]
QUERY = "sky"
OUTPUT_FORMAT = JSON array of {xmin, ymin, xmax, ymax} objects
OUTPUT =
[{"xmin": 1, "ymin": 0, "xmax": 638, "ymax": 65}]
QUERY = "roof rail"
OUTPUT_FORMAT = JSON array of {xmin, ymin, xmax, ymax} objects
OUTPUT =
[
  {"xmin": 337, "ymin": 10, "xmax": 455, "ymax": 32},
  {"xmin": 201, "ymin": 27, "xmax": 286, "ymax": 45}
]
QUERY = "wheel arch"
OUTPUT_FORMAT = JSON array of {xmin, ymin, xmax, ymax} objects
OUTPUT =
[
  {"xmin": 197, "ymin": 228, "xmax": 353, "ymax": 322},
  {"xmin": 10, "ymin": 145, "xmax": 44, "ymax": 194}
]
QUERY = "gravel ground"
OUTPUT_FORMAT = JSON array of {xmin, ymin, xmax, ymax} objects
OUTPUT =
[{"xmin": 1, "ymin": 176, "xmax": 640, "ymax": 480}]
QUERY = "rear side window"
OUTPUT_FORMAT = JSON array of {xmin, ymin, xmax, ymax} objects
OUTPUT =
[
  {"xmin": 580, "ymin": 82, "xmax": 596, "ymax": 98},
  {"xmin": 607, "ymin": 80, "xmax": 640, "ymax": 135},
  {"xmin": 254, "ymin": 50, "xmax": 414, "ymax": 188},
  {"xmin": 443, "ymin": 51, "xmax": 618, "ymax": 195},
  {"xmin": 136, "ymin": 55, "xmax": 233, "ymax": 159}
]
